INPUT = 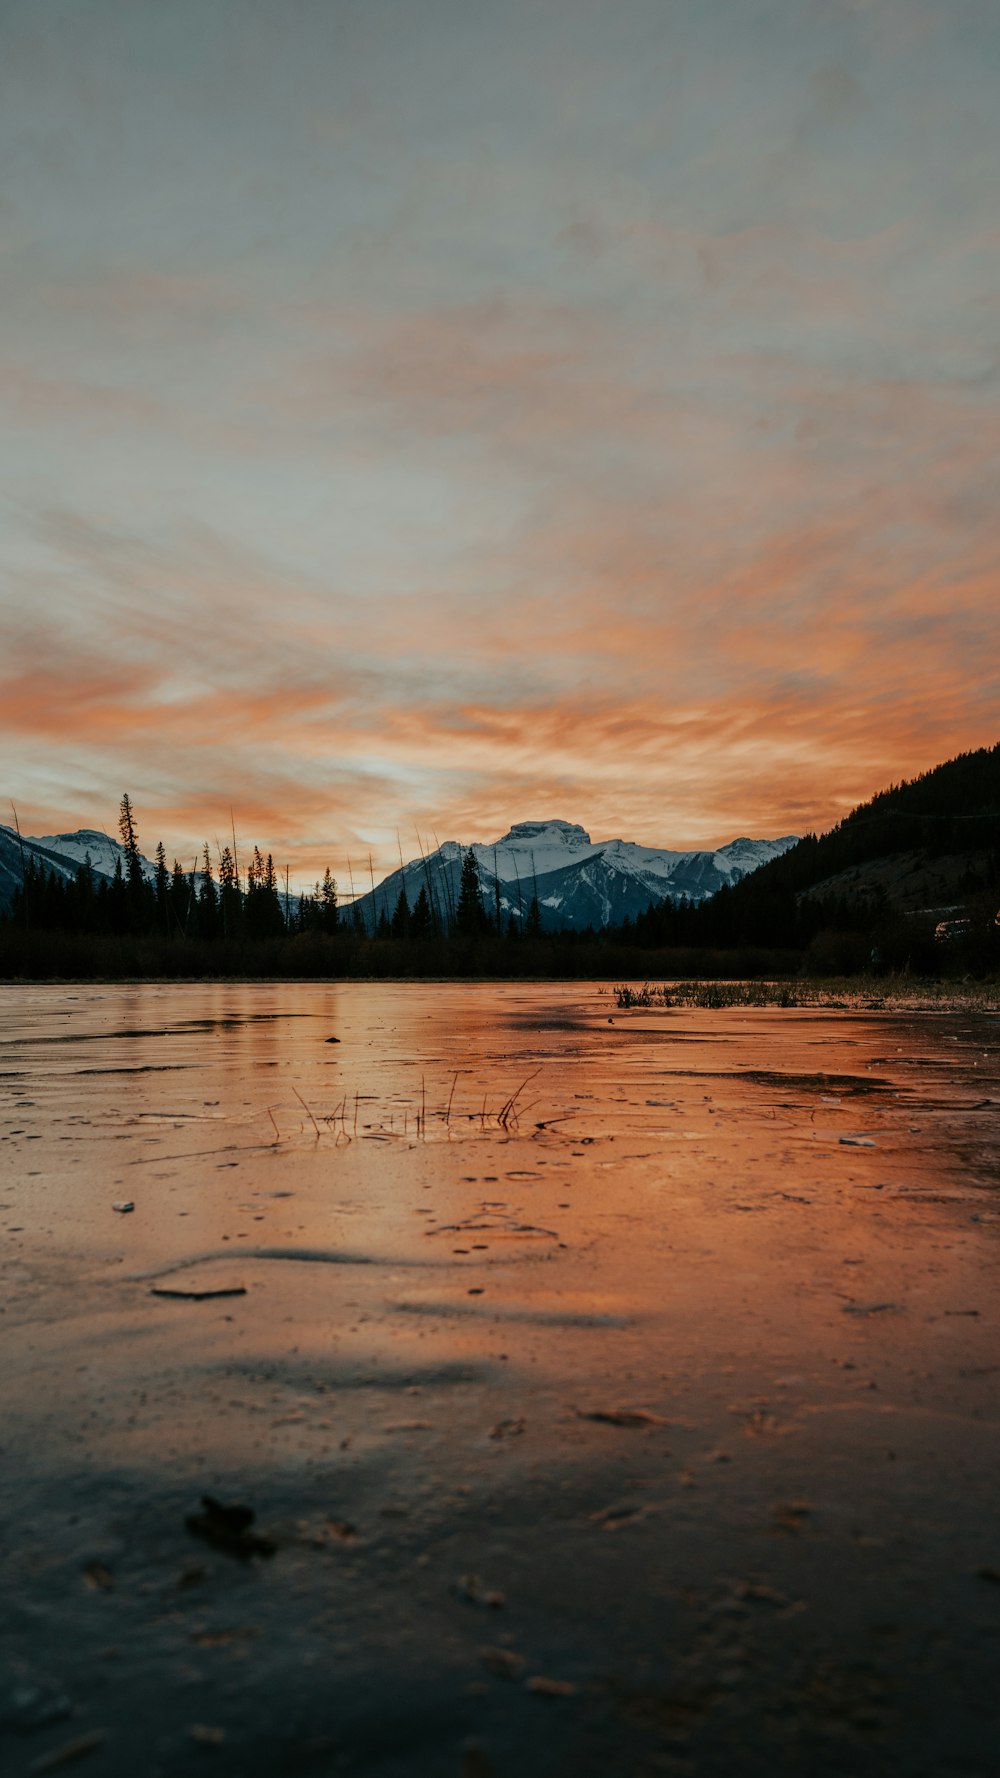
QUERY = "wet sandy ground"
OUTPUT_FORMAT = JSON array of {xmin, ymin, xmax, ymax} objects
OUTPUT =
[{"xmin": 1, "ymin": 981, "xmax": 999, "ymax": 1777}]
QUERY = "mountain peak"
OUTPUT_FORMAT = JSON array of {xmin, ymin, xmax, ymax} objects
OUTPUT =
[{"xmin": 494, "ymin": 820, "xmax": 592, "ymax": 848}]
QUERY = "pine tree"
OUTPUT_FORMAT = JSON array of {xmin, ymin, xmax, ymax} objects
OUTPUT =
[
  {"xmin": 391, "ymin": 885, "xmax": 410, "ymax": 939},
  {"xmin": 410, "ymin": 884, "xmax": 432, "ymax": 939},
  {"xmin": 245, "ymin": 845, "xmax": 283, "ymax": 939},
  {"xmin": 198, "ymin": 845, "xmax": 219, "ymax": 941},
  {"xmin": 455, "ymin": 847, "xmax": 489, "ymax": 937},
  {"xmin": 320, "ymin": 867, "xmax": 339, "ymax": 934},
  {"xmin": 154, "ymin": 841, "xmax": 170, "ymax": 933},
  {"xmin": 260, "ymin": 852, "xmax": 283, "ymax": 936},
  {"xmin": 118, "ymin": 793, "xmax": 140, "ymax": 878},
  {"xmin": 169, "ymin": 858, "xmax": 191, "ymax": 934},
  {"xmin": 218, "ymin": 846, "xmax": 241, "ymax": 940},
  {"xmin": 118, "ymin": 793, "xmax": 149, "ymax": 928}
]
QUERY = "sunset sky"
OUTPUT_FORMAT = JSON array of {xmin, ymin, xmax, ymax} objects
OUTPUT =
[{"xmin": 2, "ymin": 0, "xmax": 998, "ymax": 883}]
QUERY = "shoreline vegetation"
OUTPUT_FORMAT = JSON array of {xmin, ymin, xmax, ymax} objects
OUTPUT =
[
  {"xmin": 0, "ymin": 931, "xmax": 997, "ymax": 1012},
  {"xmin": 613, "ymin": 977, "xmax": 1000, "ymax": 1012},
  {"xmin": 4, "ymin": 900, "xmax": 998, "ymax": 991}
]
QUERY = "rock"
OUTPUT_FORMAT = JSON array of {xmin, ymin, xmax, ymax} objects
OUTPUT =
[{"xmin": 185, "ymin": 1496, "xmax": 276, "ymax": 1560}]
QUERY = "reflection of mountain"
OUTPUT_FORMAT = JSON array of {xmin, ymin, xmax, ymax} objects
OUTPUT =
[{"xmin": 350, "ymin": 820, "xmax": 798, "ymax": 933}]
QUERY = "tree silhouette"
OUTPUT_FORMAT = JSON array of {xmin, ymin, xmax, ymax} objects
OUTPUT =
[
  {"xmin": 455, "ymin": 847, "xmax": 489, "ymax": 937},
  {"xmin": 391, "ymin": 884, "xmax": 410, "ymax": 938},
  {"xmin": 218, "ymin": 845, "xmax": 242, "ymax": 939},
  {"xmin": 154, "ymin": 841, "xmax": 170, "ymax": 934},
  {"xmin": 117, "ymin": 793, "xmax": 150, "ymax": 928},
  {"xmin": 410, "ymin": 884, "xmax": 432, "ymax": 939},
  {"xmin": 245, "ymin": 846, "xmax": 284, "ymax": 939},
  {"xmin": 169, "ymin": 857, "xmax": 191, "ymax": 934},
  {"xmin": 118, "ymin": 794, "xmax": 140, "ymax": 878},
  {"xmin": 319, "ymin": 867, "xmax": 339, "ymax": 934},
  {"xmin": 198, "ymin": 844, "xmax": 218, "ymax": 941}
]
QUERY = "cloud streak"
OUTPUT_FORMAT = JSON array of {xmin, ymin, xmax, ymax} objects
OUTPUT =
[{"xmin": 1, "ymin": 0, "xmax": 998, "ymax": 881}]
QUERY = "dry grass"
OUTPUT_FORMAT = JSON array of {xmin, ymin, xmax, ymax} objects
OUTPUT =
[{"xmin": 614, "ymin": 977, "xmax": 1000, "ymax": 1013}]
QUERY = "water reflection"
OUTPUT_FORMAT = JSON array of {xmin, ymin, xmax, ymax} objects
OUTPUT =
[{"xmin": 1, "ymin": 983, "xmax": 999, "ymax": 1776}]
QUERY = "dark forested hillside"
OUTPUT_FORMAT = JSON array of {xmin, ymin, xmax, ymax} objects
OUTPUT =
[{"xmin": 625, "ymin": 743, "xmax": 1000, "ymax": 971}]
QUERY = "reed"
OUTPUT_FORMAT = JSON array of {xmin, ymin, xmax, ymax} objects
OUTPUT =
[
  {"xmin": 262, "ymin": 1070, "xmax": 560, "ymax": 1149},
  {"xmin": 292, "ymin": 1085, "xmax": 322, "ymax": 1138},
  {"xmin": 614, "ymin": 976, "xmax": 1000, "ymax": 1011}
]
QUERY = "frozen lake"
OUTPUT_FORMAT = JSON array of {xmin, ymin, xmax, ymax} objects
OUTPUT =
[{"xmin": 2, "ymin": 981, "xmax": 999, "ymax": 1776}]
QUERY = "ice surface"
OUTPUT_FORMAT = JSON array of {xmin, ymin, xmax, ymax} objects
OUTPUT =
[{"xmin": 3, "ymin": 982, "xmax": 998, "ymax": 1776}]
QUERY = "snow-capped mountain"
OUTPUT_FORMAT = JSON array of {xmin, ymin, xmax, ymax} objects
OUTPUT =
[
  {"xmin": 33, "ymin": 828, "xmax": 157, "ymax": 882},
  {"xmin": 0, "ymin": 816, "xmax": 798, "ymax": 929},
  {"xmin": 350, "ymin": 819, "xmax": 798, "ymax": 933},
  {"xmin": 0, "ymin": 824, "xmax": 156, "ymax": 913}
]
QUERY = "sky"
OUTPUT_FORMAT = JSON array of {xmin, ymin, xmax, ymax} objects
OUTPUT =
[{"xmin": 2, "ymin": 0, "xmax": 998, "ymax": 884}]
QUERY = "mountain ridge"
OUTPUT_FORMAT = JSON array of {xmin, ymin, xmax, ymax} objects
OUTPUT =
[
  {"xmin": 0, "ymin": 816, "xmax": 797, "ymax": 929},
  {"xmin": 348, "ymin": 818, "xmax": 797, "ymax": 933}
]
